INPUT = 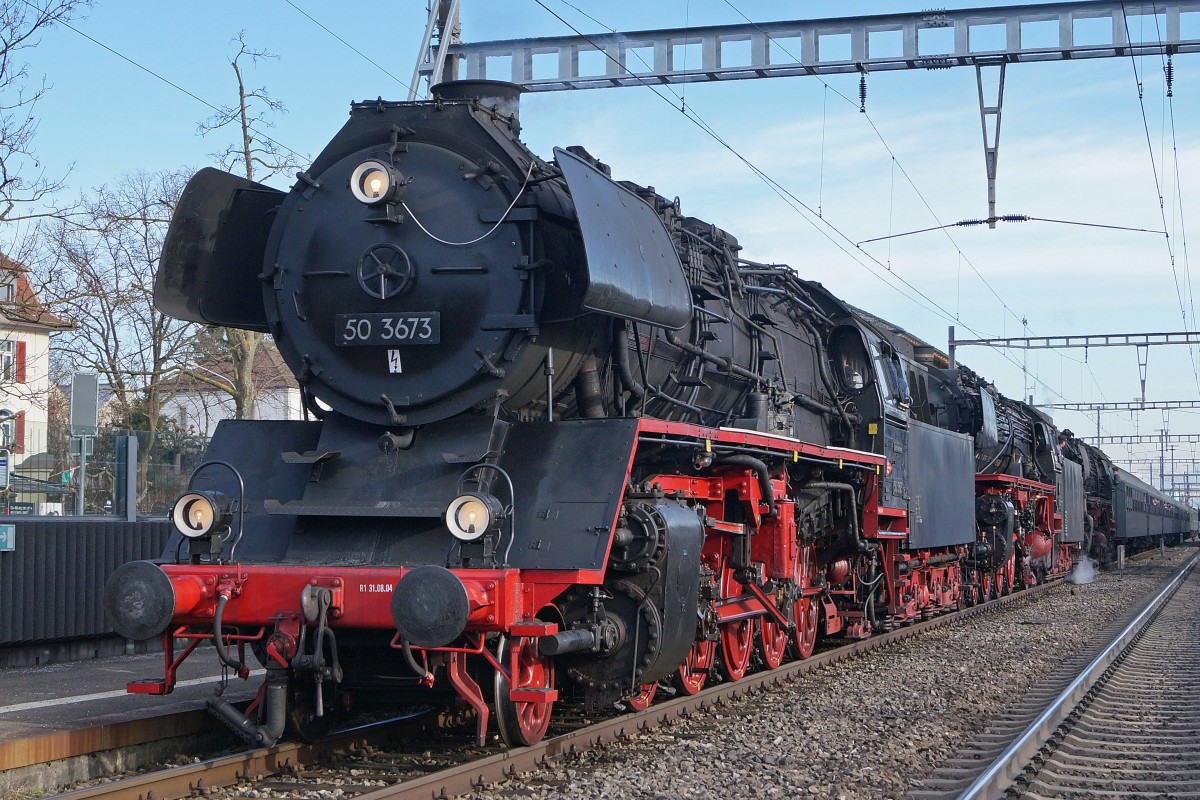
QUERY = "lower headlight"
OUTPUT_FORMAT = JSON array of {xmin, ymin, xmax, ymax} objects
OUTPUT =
[
  {"xmin": 445, "ymin": 492, "xmax": 504, "ymax": 541},
  {"xmin": 171, "ymin": 490, "xmax": 232, "ymax": 539}
]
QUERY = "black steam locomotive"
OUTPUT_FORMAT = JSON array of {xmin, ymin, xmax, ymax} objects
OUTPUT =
[{"xmin": 105, "ymin": 81, "xmax": 1194, "ymax": 748}]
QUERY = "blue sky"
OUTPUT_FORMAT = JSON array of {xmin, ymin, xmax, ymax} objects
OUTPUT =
[{"xmin": 14, "ymin": 1, "xmax": 1200, "ymax": 485}]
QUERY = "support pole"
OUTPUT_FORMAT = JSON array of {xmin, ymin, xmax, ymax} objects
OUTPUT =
[
  {"xmin": 1137, "ymin": 345, "xmax": 1149, "ymax": 404},
  {"xmin": 75, "ymin": 437, "xmax": 88, "ymax": 516},
  {"xmin": 975, "ymin": 60, "xmax": 1006, "ymax": 228},
  {"xmin": 409, "ymin": 0, "xmax": 462, "ymax": 99}
]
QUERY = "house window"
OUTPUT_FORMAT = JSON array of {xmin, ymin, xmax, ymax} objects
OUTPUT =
[
  {"xmin": 0, "ymin": 408, "xmax": 15, "ymax": 450},
  {"xmin": 0, "ymin": 339, "xmax": 26, "ymax": 383},
  {"xmin": 0, "ymin": 341, "xmax": 13, "ymax": 382},
  {"xmin": 0, "ymin": 282, "xmax": 13, "ymax": 302}
]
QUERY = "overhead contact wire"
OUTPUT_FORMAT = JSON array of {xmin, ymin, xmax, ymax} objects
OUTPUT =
[
  {"xmin": 1119, "ymin": 2, "xmax": 1199, "ymax": 391},
  {"xmin": 539, "ymin": 0, "xmax": 1075, "ymax": 407}
]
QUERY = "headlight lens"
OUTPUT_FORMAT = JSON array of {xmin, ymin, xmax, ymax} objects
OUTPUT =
[
  {"xmin": 445, "ymin": 492, "xmax": 504, "ymax": 541},
  {"xmin": 171, "ymin": 491, "xmax": 232, "ymax": 539},
  {"xmin": 350, "ymin": 160, "xmax": 399, "ymax": 205}
]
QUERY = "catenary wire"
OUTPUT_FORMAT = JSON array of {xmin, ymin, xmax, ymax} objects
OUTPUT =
[
  {"xmin": 281, "ymin": 0, "xmax": 413, "ymax": 94},
  {"xmin": 1119, "ymin": 2, "xmax": 1200, "ymax": 391},
  {"xmin": 537, "ymin": 0, "xmax": 1075, "ymax": 407},
  {"xmin": 31, "ymin": 0, "xmax": 308, "ymax": 166}
]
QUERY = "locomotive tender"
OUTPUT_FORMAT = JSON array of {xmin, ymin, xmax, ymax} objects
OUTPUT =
[{"xmin": 104, "ymin": 81, "xmax": 1194, "ymax": 748}]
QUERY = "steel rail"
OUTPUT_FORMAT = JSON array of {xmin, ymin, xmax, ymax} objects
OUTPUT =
[
  {"xmin": 42, "ymin": 575, "xmax": 1072, "ymax": 800},
  {"xmin": 45, "ymin": 712, "xmax": 449, "ymax": 800},
  {"xmin": 954, "ymin": 550, "xmax": 1200, "ymax": 800},
  {"xmin": 358, "ymin": 580, "xmax": 1060, "ymax": 800}
]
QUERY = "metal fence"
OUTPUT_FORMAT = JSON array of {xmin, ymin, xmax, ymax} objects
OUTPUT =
[
  {"xmin": 0, "ymin": 517, "xmax": 172, "ymax": 645},
  {"xmin": 3, "ymin": 421, "xmax": 208, "ymax": 517}
]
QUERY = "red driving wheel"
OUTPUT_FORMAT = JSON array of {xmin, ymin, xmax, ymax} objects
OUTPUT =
[
  {"xmin": 790, "ymin": 595, "xmax": 819, "ymax": 660},
  {"xmin": 758, "ymin": 615, "xmax": 789, "ymax": 669},
  {"xmin": 719, "ymin": 567, "xmax": 753, "ymax": 681}
]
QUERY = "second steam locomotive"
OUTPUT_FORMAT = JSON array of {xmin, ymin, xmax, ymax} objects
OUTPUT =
[{"xmin": 105, "ymin": 81, "xmax": 1195, "ymax": 748}]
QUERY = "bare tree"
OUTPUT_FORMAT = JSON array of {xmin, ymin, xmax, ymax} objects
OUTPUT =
[
  {"xmin": 34, "ymin": 169, "xmax": 198, "ymax": 489},
  {"xmin": 196, "ymin": 31, "xmax": 304, "ymax": 419},
  {"xmin": 0, "ymin": 0, "xmax": 91, "ymax": 223}
]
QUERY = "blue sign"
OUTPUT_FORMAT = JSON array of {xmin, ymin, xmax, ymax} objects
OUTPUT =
[{"xmin": 0, "ymin": 524, "xmax": 14, "ymax": 552}]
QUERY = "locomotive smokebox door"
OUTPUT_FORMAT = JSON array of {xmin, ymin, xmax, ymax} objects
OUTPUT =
[
  {"xmin": 156, "ymin": 167, "xmax": 282, "ymax": 330},
  {"xmin": 555, "ymin": 147, "xmax": 692, "ymax": 330}
]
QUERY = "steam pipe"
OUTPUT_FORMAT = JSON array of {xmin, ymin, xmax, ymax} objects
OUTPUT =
[
  {"xmin": 574, "ymin": 354, "xmax": 605, "ymax": 418},
  {"xmin": 665, "ymin": 330, "xmax": 763, "ymax": 386},
  {"xmin": 794, "ymin": 318, "xmax": 855, "ymax": 438},
  {"xmin": 805, "ymin": 481, "xmax": 873, "ymax": 552},
  {"xmin": 206, "ymin": 668, "xmax": 287, "ymax": 747},
  {"xmin": 794, "ymin": 392, "xmax": 858, "ymax": 421},
  {"xmin": 613, "ymin": 320, "xmax": 645, "ymax": 400},
  {"xmin": 718, "ymin": 454, "xmax": 777, "ymax": 518}
]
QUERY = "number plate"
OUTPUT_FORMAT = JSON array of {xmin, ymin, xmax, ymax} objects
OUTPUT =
[{"xmin": 336, "ymin": 313, "xmax": 441, "ymax": 346}]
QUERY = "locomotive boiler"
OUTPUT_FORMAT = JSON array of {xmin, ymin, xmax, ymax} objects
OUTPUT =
[{"xmin": 103, "ymin": 80, "xmax": 1183, "ymax": 750}]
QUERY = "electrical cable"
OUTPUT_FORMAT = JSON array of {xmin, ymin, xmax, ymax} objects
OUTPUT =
[
  {"xmin": 281, "ymin": 0, "xmax": 414, "ymax": 94},
  {"xmin": 1119, "ymin": 2, "xmax": 1200, "ymax": 391},
  {"xmin": 32, "ymin": 0, "xmax": 308, "ymax": 165},
  {"xmin": 716, "ymin": 0, "xmax": 1033, "ymax": 337},
  {"xmin": 539, "ymin": 0, "xmax": 1079, "ymax": 407},
  {"xmin": 403, "ymin": 161, "xmax": 535, "ymax": 246}
]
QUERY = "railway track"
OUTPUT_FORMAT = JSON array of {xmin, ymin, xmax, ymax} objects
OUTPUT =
[
  {"xmin": 45, "ymin": 579, "xmax": 1061, "ymax": 800},
  {"xmin": 911, "ymin": 549, "xmax": 1200, "ymax": 800}
]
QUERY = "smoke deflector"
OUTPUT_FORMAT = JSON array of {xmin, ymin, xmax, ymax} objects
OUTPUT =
[{"xmin": 555, "ymin": 147, "xmax": 692, "ymax": 330}]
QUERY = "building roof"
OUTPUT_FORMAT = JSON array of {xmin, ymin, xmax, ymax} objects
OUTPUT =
[
  {"xmin": 167, "ymin": 339, "xmax": 298, "ymax": 394},
  {"xmin": 0, "ymin": 253, "xmax": 75, "ymax": 331}
]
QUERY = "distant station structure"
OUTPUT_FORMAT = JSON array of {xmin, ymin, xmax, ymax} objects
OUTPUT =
[
  {"xmin": 411, "ymin": 1, "xmax": 1200, "ymax": 497},
  {"xmin": 441, "ymin": 1, "xmax": 1200, "ymax": 91},
  {"xmin": 418, "ymin": 0, "xmax": 1200, "ymax": 227}
]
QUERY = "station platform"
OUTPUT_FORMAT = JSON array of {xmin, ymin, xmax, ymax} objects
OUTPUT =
[{"xmin": 0, "ymin": 644, "xmax": 259, "ymax": 743}]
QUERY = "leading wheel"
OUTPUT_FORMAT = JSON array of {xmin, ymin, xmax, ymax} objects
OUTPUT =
[
  {"xmin": 626, "ymin": 682, "xmax": 658, "ymax": 711},
  {"xmin": 494, "ymin": 636, "xmax": 554, "ymax": 748},
  {"xmin": 789, "ymin": 596, "xmax": 819, "ymax": 660},
  {"xmin": 674, "ymin": 639, "xmax": 717, "ymax": 695}
]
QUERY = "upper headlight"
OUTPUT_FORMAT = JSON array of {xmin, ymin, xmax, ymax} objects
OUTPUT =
[
  {"xmin": 350, "ymin": 160, "xmax": 401, "ymax": 205},
  {"xmin": 445, "ymin": 492, "xmax": 504, "ymax": 541},
  {"xmin": 171, "ymin": 490, "xmax": 232, "ymax": 539}
]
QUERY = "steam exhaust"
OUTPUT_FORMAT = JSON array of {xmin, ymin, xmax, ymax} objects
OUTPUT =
[{"xmin": 1065, "ymin": 557, "xmax": 1097, "ymax": 585}]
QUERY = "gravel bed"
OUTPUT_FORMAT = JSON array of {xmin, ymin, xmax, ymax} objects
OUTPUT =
[{"xmin": 469, "ymin": 546, "xmax": 1198, "ymax": 800}]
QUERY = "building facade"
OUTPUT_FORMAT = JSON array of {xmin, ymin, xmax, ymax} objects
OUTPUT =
[{"xmin": 0, "ymin": 255, "xmax": 73, "ymax": 467}]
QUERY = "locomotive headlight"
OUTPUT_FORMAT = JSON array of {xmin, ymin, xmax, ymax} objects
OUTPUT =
[
  {"xmin": 445, "ymin": 492, "xmax": 504, "ymax": 541},
  {"xmin": 171, "ymin": 490, "xmax": 232, "ymax": 539},
  {"xmin": 350, "ymin": 159, "xmax": 401, "ymax": 205}
]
